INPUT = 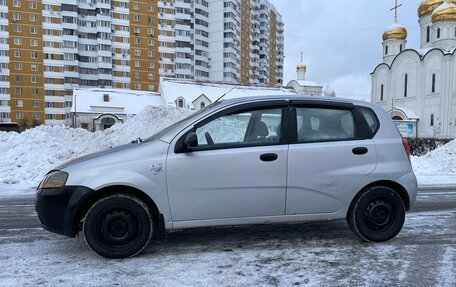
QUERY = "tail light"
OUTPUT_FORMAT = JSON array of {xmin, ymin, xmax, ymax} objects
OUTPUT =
[{"xmin": 402, "ymin": 138, "xmax": 411, "ymax": 160}]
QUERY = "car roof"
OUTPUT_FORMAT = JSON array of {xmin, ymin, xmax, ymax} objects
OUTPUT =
[{"xmin": 217, "ymin": 95, "xmax": 370, "ymax": 108}]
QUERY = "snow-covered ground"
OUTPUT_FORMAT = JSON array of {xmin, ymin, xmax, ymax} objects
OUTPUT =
[
  {"xmin": 0, "ymin": 105, "xmax": 455, "ymax": 196},
  {"xmin": 0, "ymin": 207, "xmax": 455, "ymax": 286}
]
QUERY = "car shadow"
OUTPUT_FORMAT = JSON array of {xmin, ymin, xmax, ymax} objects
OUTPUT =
[{"xmin": 143, "ymin": 220, "xmax": 358, "ymax": 256}]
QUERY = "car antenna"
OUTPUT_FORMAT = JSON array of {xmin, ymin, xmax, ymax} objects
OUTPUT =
[{"xmin": 213, "ymin": 79, "xmax": 249, "ymax": 104}]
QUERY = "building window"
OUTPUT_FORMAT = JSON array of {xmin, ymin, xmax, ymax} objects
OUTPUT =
[
  {"xmin": 400, "ymin": 44, "xmax": 403, "ymax": 52},
  {"xmin": 32, "ymin": 100, "xmax": 39, "ymax": 107},
  {"xmin": 404, "ymin": 74, "xmax": 408, "ymax": 98},
  {"xmin": 16, "ymin": 112, "xmax": 24, "ymax": 120},
  {"xmin": 177, "ymin": 98, "xmax": 184, "ymax": 108},
  {"xmin": 380, "ymin": 84, "xmax": 384, "ymax": 101},
  {"xmin": 32, "ymin": 113, "xmax": 40, "ymax": 120},
  {"xmin": 437, "ymin": 28, "xmax": 441, "ymax": 39},
  {"xmin": 430, "ymin": 114, "xmax": 434, "ymax": 126},
  {"xmin": 103, "ymin": 94, "xmax": 109, "ymax": 102},
  {"xmin": 15, "ymin": 100, "xmax": 23, "ymax": 107},
  {"xmin": 13, "ymin": 0, "xmax": 21, "ymax": 8},
  {"xmin": 427, "ymin": 26, "xmax": 430, "ymax": 42},
  {"xmin": 432, "ymin": 74, "xmax": 436, "ymax": 93},
  {"xmin": 200, "ymin": 102, "xmax": 206, "ymax": 109},
  {"xmin": 385, "ymin": 45, "xmax": 388, "ymax": 55}
]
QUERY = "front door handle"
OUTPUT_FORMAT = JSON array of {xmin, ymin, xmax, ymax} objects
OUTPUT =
[
  {"xmin": 352, "ymin": 147, "xmax": 368, "ymax": 155},
  {"xmin": 260, "ymin": 153, "xmax": 278, "ymax": 162}
]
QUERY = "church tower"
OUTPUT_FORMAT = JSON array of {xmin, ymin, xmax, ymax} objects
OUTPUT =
[
  {"xmin": 431, "ymin": 1, "xmax": 456, "ymax": 50},
  {"xmin": 382, "ymin": 1, "xmax": 407, "ymax": 64},
  {"xmin": 418, "ymin": 0, "xmax": 456, "ymax": 49}
]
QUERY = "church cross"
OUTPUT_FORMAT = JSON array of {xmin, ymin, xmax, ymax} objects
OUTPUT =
[
  {"xmin": 300, "ymin": 51, "xmax": 303, "ymax": 63},
  {"xmin": 391, "ymin": 0, "xmax": 402, "ymax": 22}
]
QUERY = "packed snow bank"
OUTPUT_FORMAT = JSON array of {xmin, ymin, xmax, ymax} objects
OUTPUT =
[
  {"xmin": 411, "ymin": 138, "xmax": 456, "ymax": 187},
  {"xmin": 0, "ymin": 106, "xmax": 192, "ymax": 187}
]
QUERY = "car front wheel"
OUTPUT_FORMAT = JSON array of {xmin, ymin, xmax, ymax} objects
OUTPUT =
[
  {"xmin": 83, "ymin": 194, "xmax": 153, "ymax": 258},
  {"xmin": 348, "ymin": 186, "xmax": 406, "ymax": 242}
]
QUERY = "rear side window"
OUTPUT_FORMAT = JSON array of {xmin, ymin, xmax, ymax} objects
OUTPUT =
[
  {"xmin": 359, "ymin": 107, "xmax": 380, "ymax": 136},
  {"xmin": 296, "ymin": 107, "xmax": 355, "ymax": 143}
]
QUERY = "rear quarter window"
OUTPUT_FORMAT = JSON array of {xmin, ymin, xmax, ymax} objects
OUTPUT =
[{"xmin": 359, "ymin": 107, "xmax": 380, "ymax": 137}]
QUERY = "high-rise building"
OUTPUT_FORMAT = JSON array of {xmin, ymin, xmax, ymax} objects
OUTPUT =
[{"xmin": 0, "ymin": 0, "xmax": 283, "ymax": 127}]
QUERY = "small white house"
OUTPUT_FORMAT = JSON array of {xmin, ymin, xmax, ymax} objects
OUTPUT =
[
  {"xmin": 71, "ymin": 88, "xmax": 163, "ymax": 131},
  {"xmin": 159, "ymin": 78, "xmax": 297, "ymax": 111}
]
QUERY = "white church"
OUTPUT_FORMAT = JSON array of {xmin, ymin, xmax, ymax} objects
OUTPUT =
[{"xmin": 371, "ymin": 0, "xmax": 456, "ymax": 139}]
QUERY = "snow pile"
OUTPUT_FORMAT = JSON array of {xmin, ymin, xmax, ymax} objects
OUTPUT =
[
  {"xmin": 0, "ymin": 106, "xmax": 192, "ymax": 186},
  {"xmin": 411, "ymin": 139, "xmax": 456, "ymax": 174},
  {"xmin": 411, "ymin": 138, "xmax": 456, "ymax": 187}
]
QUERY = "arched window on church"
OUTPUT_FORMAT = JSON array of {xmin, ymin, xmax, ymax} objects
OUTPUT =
[
  {"xmin": 400, "ymin": 44, "xmax": 403, "ymax": 52},
  {"xmin": 426, "ymin": 26, "xmax": 430, "ymax": 42},
  {"xmin": 437, "ymin": 28, "xmax": 441, "ymax": 39},
  {"xmin": 430, "ymin": 114, "xmax": 434, "ymax": 126},
  {"xmin": 385, "ymin": 45, "xmax": 388, "ymax": 55},
  {"xmin": 432, "ymin": 74, "xmax": 436, "ymax": 93},
  {"xmin": 404, "ymin": 74, "xmax": 408, "ymax": 98},
  {"xmin": 380, "ymin": 84, "xmax": 384, "ymax": 101},
  {"xmin": 200, "ymin": 102, "xmax": 205, "ymax": 109}
]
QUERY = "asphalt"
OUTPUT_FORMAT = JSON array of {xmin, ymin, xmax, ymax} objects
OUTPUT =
[{"xmin": 0, "ymin": 187, "xmax": 455, "ymax": 286}]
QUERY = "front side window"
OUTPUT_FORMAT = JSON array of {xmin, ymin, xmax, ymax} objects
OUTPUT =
[
  {"xmin": 195, "ymin": 107, "xmax": 282, "ymax": 148},
  {"xmin": 296, "ymin": 107, "xmax": 355, "ymax": 143}
]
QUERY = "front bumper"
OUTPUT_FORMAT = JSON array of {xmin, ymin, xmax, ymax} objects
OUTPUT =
[{"xmin": 35, "ymin": 185, "xmax": 95, "ymax": 237}]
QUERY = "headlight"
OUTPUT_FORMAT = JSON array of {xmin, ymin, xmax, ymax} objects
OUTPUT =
[{"xmin": 39, "ymin": 171, "xmax": 69, "ymax": 189}]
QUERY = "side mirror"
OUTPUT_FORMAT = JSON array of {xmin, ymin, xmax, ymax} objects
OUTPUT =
[{"xmin": 183, "ymin": 132, "xmax": 198, "ymax": 150}]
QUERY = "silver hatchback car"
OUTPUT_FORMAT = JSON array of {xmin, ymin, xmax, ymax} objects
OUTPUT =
[{"xmin": 36, "ymin": 96, "xmax": 417, "ymax": 258}]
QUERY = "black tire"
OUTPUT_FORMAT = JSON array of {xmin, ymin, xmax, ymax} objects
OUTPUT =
[
  {"xmin": 83, "ymin": 194, "xmax": 153, "ymax": 259},
  {"xmin": 347, "ymin": 186, "xmax": 405, "ymax": 242}
]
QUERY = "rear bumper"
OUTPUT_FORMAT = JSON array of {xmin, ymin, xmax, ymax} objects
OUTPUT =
[
  {"xmin": 396, "ymin": 171, "xmax": 418, "ymax": 209},
  {"xmin": 35, "ymin": 185, "xmax": 95, "ymax": 237}
]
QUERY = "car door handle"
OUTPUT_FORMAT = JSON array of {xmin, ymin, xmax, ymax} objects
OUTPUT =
[
  {"xmin": 260, "ymin": 153, "xmax": 278, "ymax": 162},
  {"xmin": 352, "ymin": 147, "xmax": 368, "ymax": 155}
]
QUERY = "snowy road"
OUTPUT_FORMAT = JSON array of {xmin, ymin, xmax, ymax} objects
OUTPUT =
[{"xmin": 0, "ymin": 189, "xmax": 455, "ymax": 286}]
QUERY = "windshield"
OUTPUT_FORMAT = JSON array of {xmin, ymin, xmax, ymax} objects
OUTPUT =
[{"xmin": 143, "ymin": 101, "xmax": 222, "ymax": 142}]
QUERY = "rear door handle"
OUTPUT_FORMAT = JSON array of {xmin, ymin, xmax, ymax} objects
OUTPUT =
[
  {"xmin": 352, "ymin": 147, "xmax": 368, "ymax": 155},
  {"xmin": 260, "ymin": 153, "xmax": 278, "ymax": 162}
]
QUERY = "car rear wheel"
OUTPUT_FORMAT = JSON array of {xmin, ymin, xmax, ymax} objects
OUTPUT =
[
  {"xmin": 348, "ymin": 186, "xmax": 405, "ymax": 242},
  {"xmin": 83, "ymin": 194, "xmax": 153, "ymax": 258}
]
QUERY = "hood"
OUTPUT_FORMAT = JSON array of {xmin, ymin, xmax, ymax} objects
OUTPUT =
[{"xmin": 54, "ymin": 143, "xmax": 139, "ymax": 171}]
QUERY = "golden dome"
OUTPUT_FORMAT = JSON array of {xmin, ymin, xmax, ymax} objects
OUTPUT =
[
  {"xmin": 382, "ymin": 23, "xmax": 408, "ymax": 41},
  {"xmin": 418, "ymin": 0, "xmax": 456, "ymax": 17},
  {"xmin": 297, "ymin": 64, "xmax": 307, "ymax": 71},
  {"xmin": 432, "ymin": 1, "xmax": 456, "ymax": 22}
]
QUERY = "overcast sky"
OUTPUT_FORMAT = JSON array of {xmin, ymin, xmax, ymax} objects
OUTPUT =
[{"xmin": 269, "ymin": 0, "xmax": 423, "ymax": 100}]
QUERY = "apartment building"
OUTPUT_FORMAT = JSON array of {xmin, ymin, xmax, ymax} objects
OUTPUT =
[{"xmin": 0, "ymin": 0, "xmax": 283, "ymax": 126}]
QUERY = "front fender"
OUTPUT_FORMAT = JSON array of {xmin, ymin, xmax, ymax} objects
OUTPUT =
[{"xmin": 63, "ymin": 156, "xmax": 171, "ymax": 228}]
